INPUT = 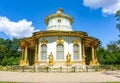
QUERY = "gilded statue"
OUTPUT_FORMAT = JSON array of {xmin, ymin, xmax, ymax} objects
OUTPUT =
[
  {"xmin": 56, "ymin": 8, "xmax": 63, "ymax": 13},
  {"xmin": 66, "ymin": 53, "xmax": 71, "ymax": 64},
  {"xmin": 48, "ymin": 52, "xmax": 54, "ymax": 65},
  {"xmin": 57, "ymin": 37, "xmax": 64, "ymax": 45}
]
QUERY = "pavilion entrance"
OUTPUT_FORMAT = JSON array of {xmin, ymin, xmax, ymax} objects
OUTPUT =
[
  {"xmin": 85, "ymin": 47, "xmax": 92, "ymax": 65},
  {"xmin": 28, "ymin": 48, "xmax": 35, "ymax": 66}
]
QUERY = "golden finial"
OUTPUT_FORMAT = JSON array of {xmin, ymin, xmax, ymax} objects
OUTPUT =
[{"xmin": 56, "ymin": 8, "xmax": 63, "ymax": 13}]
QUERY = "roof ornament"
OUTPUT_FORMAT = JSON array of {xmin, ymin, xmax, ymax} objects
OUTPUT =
[{"xmin": 56, "ymin": 8, "xmax": 63, "ymax": 14}]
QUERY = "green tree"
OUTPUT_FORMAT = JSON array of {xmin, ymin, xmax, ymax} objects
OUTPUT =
[
  {"xmin": 97, "ymin": 47, "xmax": 107, "ymax": 64},
  {"xmin": 97, "ymin": 41, "xmax": 120, "ymax": 64},
  {"xmin": 96, "ymin": 10, "xmax": 120, "ymax": 65},
  {"xmin": 0, "ymin": 38, "xmax": 21, "ymax": 66},
  {"xmin": 114, "ymin": 10, "xmax": 120, "ymax": 64},
  {"xmin": 107, "ymin": 41, "xmax": 119, "ymax": 53},
  {"xmin": 115, "ymin": 10, "xmax": 120, "ymax": 32}
]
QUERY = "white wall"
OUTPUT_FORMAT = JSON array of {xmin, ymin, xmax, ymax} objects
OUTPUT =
[
  {"xmin": 47, "ymin": 17, "xmax": 72, "ymax": 31},
  {"xmin": 38, "ymin": 36, "xmax": 82, "ymax": 61}
]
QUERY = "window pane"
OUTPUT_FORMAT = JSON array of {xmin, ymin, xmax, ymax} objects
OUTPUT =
[
  {"xmin": 41, "ymin": 44, "xmax": 47, "ymax": 60},
  {"xmin": 56, "ymin": 44, "xmax": 64, "ymax": 60},
  {"xmin": 73, "ymin": 52, "xmax": 78, "ymax": 60},
  {"xmin": 74, "ymin": 45, "xmax": 79, "ymax": 51},
  {"xmin": 73, "ymin": 44, "xmax": 79, "ymax": 60}
]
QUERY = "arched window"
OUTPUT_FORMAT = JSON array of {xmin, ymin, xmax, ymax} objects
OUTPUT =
[
  {"xmin": 73, "ymin": 44, "xmax": 79, "ymax": 60},
  {"xmin": 41, "ymin": 44, "xmax": 47, "ymax": 60},
  {"xmin": 56, "ymin": 44, "xmax": 64, "ymax": 60}
]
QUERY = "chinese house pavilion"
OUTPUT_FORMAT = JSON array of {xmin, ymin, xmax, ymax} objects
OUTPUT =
[{"xmin": 20, "ymin": 9, "xmax": 100, "ymax": 67}]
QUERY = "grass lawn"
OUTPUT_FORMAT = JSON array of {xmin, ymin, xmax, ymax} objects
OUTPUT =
[
  {"xmin": 0, "ymin": 81, "xmax": 120, "ymax": 83},
  {"xmin": 0, "ymin": 81, "xmax": 27, "ymax": 83}
]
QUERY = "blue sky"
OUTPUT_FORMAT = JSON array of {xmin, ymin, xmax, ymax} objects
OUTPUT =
[{"xmin": 0, "ymin": 0, "xmax": 120, "ymax": 46}]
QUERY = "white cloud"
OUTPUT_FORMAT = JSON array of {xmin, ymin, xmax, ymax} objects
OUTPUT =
[
  {"xmin": 83, "ymin": 0, "xmax": 120, "ymax": 14},
  {"xmin": 0, "ymin": 16, "xmax": 39, "ymax": 38}
]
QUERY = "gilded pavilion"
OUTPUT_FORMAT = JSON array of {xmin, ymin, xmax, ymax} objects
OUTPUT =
[{"xmin": 20, "ymin": 9, "xmax": 100, "ymax": 67}]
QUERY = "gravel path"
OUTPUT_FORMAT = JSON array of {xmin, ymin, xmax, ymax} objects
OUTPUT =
[{"xmin": 0, "ymin": 71, "xmax": 120, "ymax": 83}]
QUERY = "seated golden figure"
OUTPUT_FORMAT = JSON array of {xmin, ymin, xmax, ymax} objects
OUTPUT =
[
  {"xmin": 66, "ymin": 53, "xmax": 71, "ymax": 64},
  {"xmin": 48, "ymin": 52, "xmax": 54, "ymax": 65}
]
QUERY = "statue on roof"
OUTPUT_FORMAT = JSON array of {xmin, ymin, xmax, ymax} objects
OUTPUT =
[{"xmin": 56, "ymin": 8, "xmax": 63, "ymax": 13}]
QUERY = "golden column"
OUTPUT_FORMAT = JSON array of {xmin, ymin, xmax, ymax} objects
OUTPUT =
[
  {"xmin": 81, "ymin": 42, "xmax": 86, "ymax": 64},
  {"xmin": 20, "ymin": 46, "xmax": 25, "ymax": 66},
  {"xmin": 34, "ymin": 41, "xmax": 39, "ymax": 65},
  {"xmin": 94, "ymin": 46, "xmax": 100, "ymax": 65},
  {"xmin": 92, "ymin": 46, "xmax": 95, "ymax": 63},
  {"xmin": 22, "ymin": 47, "xmax": 25, "ymax": 60},
  {"xmin": 90, "ymin": 45, "xmax": 98, "ymax": 65},
  {"xmin": 24, "ymin": 45, "xmax": 29, "ymax": 66}
]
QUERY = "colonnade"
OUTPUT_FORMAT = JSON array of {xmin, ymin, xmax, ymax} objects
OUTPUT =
[
  {"xmin": 20, "ymin": 40, "xmax": 99, "ymax": 66},
  {"xmin": 81, "ymin": 42, "xmax": 99, "ymax": 65},
  {"xmin": 20, "ymin": 42, "xmax": 39, "ymax": 66}
]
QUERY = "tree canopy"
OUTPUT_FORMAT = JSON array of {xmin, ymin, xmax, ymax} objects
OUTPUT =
[
  {"xmin": 115, "ymin": 10, "xmax": 120, "ymax": 36},
  {"xmin": 0, "ymin": 38, "xmax": 21, "ymax": 66},
  {"xmin": 96, "ymin": 10, "xmax": 120, "ymax": 65},
  {"xmin": 97, "ymin": 41, "xmax": 120, "ymax": 64}
]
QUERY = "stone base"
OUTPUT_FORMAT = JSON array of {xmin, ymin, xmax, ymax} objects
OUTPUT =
[
  {"xmin": 81, "ymin": 61, "xmax": 86, "ymax": 64},
  {"xmin": 19, "ymin": 60, "xmax": 24, "ymax": 66},
  {"xmin": 48, "ymin": 63, "xmax": 54, "ymax": 66},
  {"xmin": 90, "ymin": 61, "xmax": 100, "ymax": 66},
  {"xmin": 48, "ymin": 64, "xmax": 87, "ymax": 72},
  {"xmin": 65, "ymin": 61, "xmax": 74, "ymax": 66},
  {"xmin": 19, "ymin": 60, "xmax": 29, "ymax": 66},
  {"xmin": 34, "ymin": 61, "xmax": 39, "ymax": 65}
]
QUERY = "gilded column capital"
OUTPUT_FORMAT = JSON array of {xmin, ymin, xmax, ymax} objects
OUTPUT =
[
  {"xmin": 23, "ymin": 42, "xmax": 30, "ymax": 47},
  {"xmin": 34, "ymin": 39, "xmax": 38, "ymax": 44},
  {"xmin": 41, "ymin": 38, "xmax": 48, "ymax": 45},
  {"xmin": 73, "ymin": 38, "xmax": 79, "ymax": 45},
  {"xmin": 21, "ymin": 46, "xmax": 25, "ymax": 49},
  {"xmin": 57, "ymin": 36, "xmax": 64, "ymax": 45}
]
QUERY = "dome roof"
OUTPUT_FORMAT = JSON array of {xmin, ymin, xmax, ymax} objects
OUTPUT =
[{"xmin": 45, "ymin": 8, "xmax": 74, "ymax": 25}]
